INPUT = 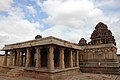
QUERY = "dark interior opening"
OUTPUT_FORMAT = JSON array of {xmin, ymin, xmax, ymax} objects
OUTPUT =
[
  {"xmin": 101, "ymin": 39, "xmax": 105, "ymax": 44},
  {"xmin": 74, "ymin": 52, "xmax": 77, "ymax": 67},
  {"xmin": 64, "ymin": 49, "xmax": 69, "ymax": 68},
  {"xmin": 14, "ymin": 51, "xmax": 17, "ymax": 66},
  {"xmin": 30, "ymin": 47, "xmax": 36, "ymax": 67},
  {"xmin": 41, "ymin": 48, "xmax": 47, "ymax": 68},
  {"xmin": 54, "ymin": 47, "xmax": 60, "ymax": 68},
  {"xmin": 21, "ymin": 48, "xmax": 26, "ymax": 67}
]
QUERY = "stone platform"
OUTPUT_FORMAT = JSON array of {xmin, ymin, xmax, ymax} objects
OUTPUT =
[
  {"xmin": 0, "ymin": 66, "xmax": 80, "ymax": 80},
  {"xmin": 23, "ymin": 67, "xmax": 80, "ymax": 80},
  {"xmin": 80, "ymin": 59, "xmax": 120, "ymax": 74},
  {"xmin": 80, "ymin": 66, "xmax": 120, "ymax": 74}
]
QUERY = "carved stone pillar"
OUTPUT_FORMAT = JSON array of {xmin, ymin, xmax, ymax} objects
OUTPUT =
[
  {"xmin": 19, "ymin": 52, "xmax": 23, "ymax": 66},
  {"xmin": 76, "ymin": 50, "xmax": 79, "ymax": 67},
  {"xmin": 25, "ymin": 48, "xmax": 31, "ymax": 67},
  {"xmin": 36, "ymin": 47, "xmax": 41, "ymax": 69},
  {"xmin": 48, "ymin": 46, "xmax": 54, "ymax": 71},
  {"xmin": 16, "ymin": 49, "xmax": 20, "ymax": 66},
  {"xmin": 69, "ymin": 50, "xmax": 73, "ymax": 67},
  {"xmin": 59, "ymin": 48, "xmax": 65, "ymax": 69},
  {"xmin": 3, "ymin": 51, "xmax": 8, "ymax": 66},
  {"xmin": 9, "ymin": 50, "xmax": 13, "ymax": 66},
  {"xmin": 24, "ymin": 53, "xmax": 26, "ymax": 66},
  {"xmin": 14, "ymin": 52, "xmax": 17, "ymax": 66}
]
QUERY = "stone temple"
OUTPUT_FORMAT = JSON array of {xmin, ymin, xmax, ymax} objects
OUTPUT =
[
  {"xmin": 1, "ymin": 22, "xmax": 120, "ymax": 80},
  {"xmin": 79, "ymin": 22, "xmax": 119, "ymax": 74}
]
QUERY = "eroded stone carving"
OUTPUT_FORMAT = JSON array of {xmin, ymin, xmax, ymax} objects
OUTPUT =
[
  {"xmin": 78, "ymin": 38, "xmax": 87, "ymax": 46},
  {"xmin": 89, "ymin": 22, "xmax": 116, "ymax": 45}
]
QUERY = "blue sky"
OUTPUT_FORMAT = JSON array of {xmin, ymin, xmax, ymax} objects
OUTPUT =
[{"xmin": 0, "ymin": 0, "xmax": 120, "ymax": 53}]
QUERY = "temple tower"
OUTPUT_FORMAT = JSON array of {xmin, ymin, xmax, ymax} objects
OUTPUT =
[
  {"xmin": 89, "ymin": 22, "xmax": 116, "ymax": 45},
  {"xmin": 79, "ymin": 22, "xmax": 120, "ymax": 74}
]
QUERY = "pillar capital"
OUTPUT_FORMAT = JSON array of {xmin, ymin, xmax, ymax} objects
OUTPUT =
[
  {"xmin": 46, "ymin": 45, "xmax": 56, "ymax": 49},
  {"xmin": 26, "ymin": 47, "xmax": 32, "ymax": 50},
  {"xmin": 35, "ymin": 46, "xmax": 42, "ymax": 49},
  {"xmin": 16, "ymin": 49, "xmax": 21, "ymax": 52},
  {"xmin": 59, "ymin": 47, "xmax": 65, "ymax": 51}
]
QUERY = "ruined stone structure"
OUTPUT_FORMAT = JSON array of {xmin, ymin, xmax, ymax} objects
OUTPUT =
[
  {"xmin": 1, "ymin": 22, "xmax": 120, "ymax": 80},
  {"xmin": 2, "ymin": 36, "xmax": 80, "ymax": 80},
  {"xmin": 88, "ymin": 22, "xmax": 116, "ymax": 45},
  {"xmin": 79, "ymin": 22, "xmax": 119, "ymax": 74}
]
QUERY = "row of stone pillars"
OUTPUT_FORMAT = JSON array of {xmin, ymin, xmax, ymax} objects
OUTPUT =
[
  {"xmin": 3, "ymin": 49, "xmax": 23, "ymax": 67},
  {"xmin": 35, "ymin": 46, "xmax": 79, "ymax": 70},
  {"xmin": 3, "ymin": 45, "xmax": 79, "ymax": 71}
]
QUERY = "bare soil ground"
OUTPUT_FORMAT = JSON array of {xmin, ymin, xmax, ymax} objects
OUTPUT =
[
  {"xmin": 64, "ymin": 73, "xmax": 120, "ymax": 80},
  {"xmin": 0, "ymin": 72, "xmax": 120, "ymax": 80}
]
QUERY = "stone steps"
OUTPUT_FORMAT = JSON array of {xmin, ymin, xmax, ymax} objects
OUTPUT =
[
  {"xmin": 80, "ymin": 66, "xmax": 120, "ymax": 75},
  {"xmin": 6, "ymin": 68, "xmax": 24, "ymax": 77}
]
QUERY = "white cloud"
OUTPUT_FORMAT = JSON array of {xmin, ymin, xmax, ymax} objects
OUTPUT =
[
  {"xmin": 42, "ymin": 25, "xmax": 87, "ymax": 43},
  {"xmin": 41, "ymin": 0, "xmax": 120, "ymax": 53},
  {"xmin": 36, "ymin": 0, "xmax": 42, "ymax": 6},
  {"xmin": 91, "ymin": 0, "xmax": 120, "ymax": 10},
  {"xmin": 0, "ymin": 0, "xmax": 13, "ymax": 11},
  {"xmin": 27, "ymin": 6, "xmax": 37, "ymax": 15},
  {"xmin": 41, "ymin": 0, "xmax": 108, "ymax": 40},
  {"xmin": 0, "ymin": 7, "xmax": 42, "ymax": 49}
]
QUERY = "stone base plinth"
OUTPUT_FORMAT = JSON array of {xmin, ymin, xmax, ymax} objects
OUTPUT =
[
  {"xmin": 0, "ymin": 66, "xmax": 80, "ymax": 80},
  {"xmin": 0, "ymin": 66, "xmax": 12, "ymax": 73},
  {"xmin": 80, "ymin": 66, "xmax": 120, "ymax": 74},
  {"xmin": 80, "ymin": 59, "xmax": 120, "ymax": 74},
  {"xmin": 23, "ymin": 67, "xmax": 80, "ymax": 80}
]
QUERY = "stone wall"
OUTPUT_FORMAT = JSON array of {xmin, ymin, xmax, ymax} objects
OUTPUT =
[
  {"xmin": 80, "ymin": 46, "xmax": 117, "ymax": 62},
  {"xmin": 79, "ymin": 44, "xmax": 119, "ymax": 74},
  {"xmin": 117, "ymin": 54, "xmax": 120, "ymax": 63}
]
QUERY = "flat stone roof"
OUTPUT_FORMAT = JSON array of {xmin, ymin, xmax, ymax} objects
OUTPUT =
[
  {"xmin": 2, "ymin": 36, "xmax": 81, "ymax": 50},
  {"xmin": 1, "ymin": 36, "xmax": 116, "ymax": 51}
]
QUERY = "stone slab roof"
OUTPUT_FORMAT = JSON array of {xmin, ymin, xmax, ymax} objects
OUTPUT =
[{"xmin": 2, "ymin": 36, "xmax": 81, "ymax": 50}]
